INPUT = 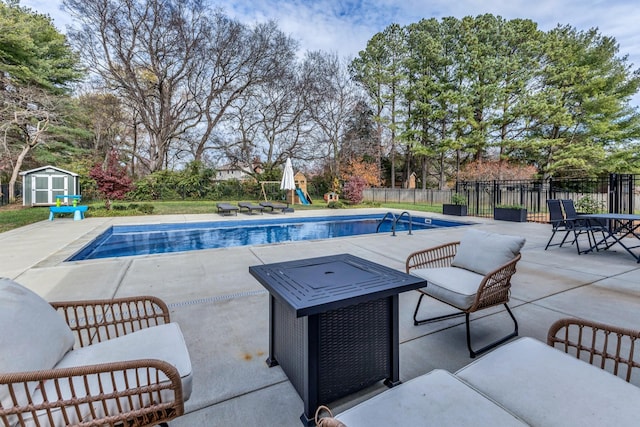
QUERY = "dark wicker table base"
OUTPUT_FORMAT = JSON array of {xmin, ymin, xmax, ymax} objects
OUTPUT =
[{"xmin": 269, "ymin": 295, "xmax": 398, "ymax": 425}]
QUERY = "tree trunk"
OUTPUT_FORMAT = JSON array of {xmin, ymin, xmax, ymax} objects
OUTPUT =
[{"xmin": 8, "ymin": 144, "xmax": 31, "ymax": 204}]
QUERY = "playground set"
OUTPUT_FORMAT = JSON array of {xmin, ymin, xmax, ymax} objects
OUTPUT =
[{"xmin": 260, "ymin": 172, "xmax": 313, "ymax": 205}]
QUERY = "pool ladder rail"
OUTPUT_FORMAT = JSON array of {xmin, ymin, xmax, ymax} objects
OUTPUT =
[{"xmin": 377, "ymin": 211, "xmax": 413, "ymax": 236}]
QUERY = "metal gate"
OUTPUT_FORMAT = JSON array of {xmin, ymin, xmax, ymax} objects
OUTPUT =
[{"xmin": 455, "ymin": 174, "xmax": 638, "ymax": 222}]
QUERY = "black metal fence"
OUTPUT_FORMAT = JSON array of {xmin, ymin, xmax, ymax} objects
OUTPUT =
[
  {"xmin": 0, "ymin": 183, "xmax": 9, "ymax": 207},
  {"xmin": 0, "ymin": 182, "xmax": 23, "ymax": 207},
  {"xmin": 364, "ymin": 174, "xmax": 639, "ymax": 222},
  {"xmin": 454, "ymin": 174, "xmax": 637, "ymax": 222}
]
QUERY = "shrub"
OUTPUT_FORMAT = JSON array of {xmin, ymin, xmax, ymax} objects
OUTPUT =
[
  {"xmin": 136, "ymin": 203, "xmax": 154, "ymax": 214},
  {"xmin": 89, "ymin": 150, "xmax": 133, "ymax": 209},
  {"xmin": 495, "ymin": 204, "xmax": 525, "ymax": 209},
  {"xmin": 575, "ymin": 195, "xmax": 605, "ymax": 213},
  {"xmin": 176, "ymin": 161, "xmax": 215, "ymax": 199},
  {"xmin": 327, "ymin": 201, "xmax": 345, "ymax": 209},
  {"xmin": 342, "ymin": 176, "xmax": 367, "ymax": 205},
  {"xmin": 129, "ymin": 170, "xmax": 180, "ymax": 201},
  {"xmin": 459, "ymin": 160, "xmax": 537, "ymax": 180},
  {"xmin": 450, "ymin": 193, "xmax": 467, "ymax": 205}
]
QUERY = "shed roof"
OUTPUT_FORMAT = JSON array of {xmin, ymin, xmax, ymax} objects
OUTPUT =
[{"xmin": 19, "ymin": 165, "xmax": 79, "ymax": 177}]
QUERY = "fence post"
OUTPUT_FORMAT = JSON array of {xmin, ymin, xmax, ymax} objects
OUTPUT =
[
  {"xmin": 609, "ymin": 173, "xmax": 618, "ymax": 213},
  {"xmin": 474, "ymin": 181, "xmax": 480, "ymax": 216},
  {"xmin": 627, "ymin": 174, "xmax": 634, "ymax": 214}
]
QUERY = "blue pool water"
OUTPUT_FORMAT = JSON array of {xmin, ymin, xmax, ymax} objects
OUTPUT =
[{"xmin": 67, "ymin": 214, "xmax": 468, "ymax": 261}]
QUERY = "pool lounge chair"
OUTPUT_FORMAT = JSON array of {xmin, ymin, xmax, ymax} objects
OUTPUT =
[
  {"xmin": 260, "ymin": 201, "xmax": 290, "ymax": 213},
  {"xmin": 216, "ymin": 203, "xmax": 239, "ymax": 216},
  {"xmin": 238, "ymin": 202, "xmax": 264, "ymax": 215}
]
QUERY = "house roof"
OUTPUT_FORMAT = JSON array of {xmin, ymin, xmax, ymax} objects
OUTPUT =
[{"xmin": 19, "ymin": 165, "xmax": 79, "ymax": 177}]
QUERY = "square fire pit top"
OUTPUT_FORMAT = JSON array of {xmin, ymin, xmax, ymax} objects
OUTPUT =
[{"xmin": 249, "ymin": 254, "xmax": 426, "ymax": 316}]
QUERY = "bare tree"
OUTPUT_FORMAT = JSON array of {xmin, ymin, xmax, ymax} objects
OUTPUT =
[
  {"xmin": 64, "ymin": 0, "xmax": 298, "ymax": 172},
  {"xmin": 76, "ymin": 93, "xmax": 125, "ymax": 155},
  {"xmin": 303, "ymin": 51, "xmax": 362, "ymax": 178},
  {"xmin": 64, "ymin": 0, "xmax": 211, "ymax": 172},
  {"xmin": 0, "ymin": 79, "xmax": 58, "ymax": 202},
  {"xmin": 221, "ymin": 59, "xmax": 318, "ymax": 175},
  {"xmin": 192, "ymin": 18, "xmax": 299, "ymax": 164}
]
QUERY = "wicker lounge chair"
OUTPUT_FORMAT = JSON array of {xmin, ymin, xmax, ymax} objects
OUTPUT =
[
  {"xmin": 0, "ymin": 278, "xmax": 191, "ymax": 427},
  {"xmin": 406, "ymin": 229, "xmax": 525, "ymax": 357},
  {"xmin": 238, "ymin": 202, "xmax": 264, "ymax": 214},
  {"xmin": 260, "ymin": 201, "xmax": 289, "ymax": 213},
  {"xmin": 216, "ymin": 202, "xmax": 239, "ymax": 216},
  {"xmin": 321, "ymin": 318, "xmax": 640, "ymax": 427},
  {"xmin": 547, "ymin": 317, "xmax": 640, "ymax": 382}
]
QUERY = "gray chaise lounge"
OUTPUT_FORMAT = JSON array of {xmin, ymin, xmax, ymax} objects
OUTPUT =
[
  {"xmin": 260, "ymin": 201, "xmax": 290, "ymax": 213},
  {"xmin": 238, "ymin": 202, "xmax": 264, "ymax": 214},
  {"xmin": 216, "ymin": 203, "xmax": 239, "ymax": 216}
]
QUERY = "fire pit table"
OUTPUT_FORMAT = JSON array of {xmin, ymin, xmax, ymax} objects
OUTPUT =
[{"xmin": 249, "ymin": 253, "xmax": 426, "ymax": 425}]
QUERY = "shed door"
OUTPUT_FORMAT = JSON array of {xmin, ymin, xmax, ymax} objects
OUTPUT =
[{"xmin": 32, "ymin": 175, "xmax": 68, "ymax": 204}]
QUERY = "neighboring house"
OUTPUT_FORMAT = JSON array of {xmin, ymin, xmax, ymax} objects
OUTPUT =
[
  {"xmin": 20, "ymin": 165, "xmax": 81, "ymax": 206},
  {"xmin": 215, "ymin": 163, "xmax": 261, "ymax": 182}
]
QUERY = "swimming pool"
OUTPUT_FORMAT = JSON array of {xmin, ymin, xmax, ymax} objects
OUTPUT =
[{"xmin": 67, "ymin": 213, "xmax": 469, "ymax": 261}]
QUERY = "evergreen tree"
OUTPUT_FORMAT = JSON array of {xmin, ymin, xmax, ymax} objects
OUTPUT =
[
  {"xmin": 0, "ymin": 0, "xmax": 82, "ymax": 202},
  {"xmin": 354, "ymin": 15, "xmax": 640, "ymax": 185}
]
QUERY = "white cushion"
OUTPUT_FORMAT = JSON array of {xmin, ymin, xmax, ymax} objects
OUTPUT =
[
  {"xmin": 451, "ymin": 229, "xmax": 525, "ymax": 275},
  {"xmin": 18, "ymin": 323, "xmax": 192, "ymax": 426},
  {"xmin": 335, "ymin": 369, "xmax": 527, "ymax": 426},
  {"xmin": 410, "ymin": 267, "xmax": 484, "ymax": 310},
  {"xmin": 0, "ymin": 278, "xmax": 75, "ymax": 422},
  {"xmin": 456, "ymin": 337, "xmax": 640, "ymax": 427}
]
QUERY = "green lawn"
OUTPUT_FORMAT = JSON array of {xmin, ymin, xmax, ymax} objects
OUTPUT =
[
  {"xmin": 0, "ymin": 200, "xmax": 444, "ymax": 234},
  {"xmin": 0, "ymin": 206, "xmax": 51, "ymax": 233}
]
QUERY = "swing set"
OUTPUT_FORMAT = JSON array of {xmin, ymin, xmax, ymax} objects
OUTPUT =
[{"xmin": 260, "ymin": 181, "xmax": 286, "ymax": 202}]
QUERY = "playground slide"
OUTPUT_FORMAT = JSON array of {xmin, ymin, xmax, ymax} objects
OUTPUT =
[{"xmin": 296, "ymin": 188, "xmax": 311, "ymax": 205}]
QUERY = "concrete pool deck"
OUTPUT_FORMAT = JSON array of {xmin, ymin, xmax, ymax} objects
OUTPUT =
[{"xmin": 2, "ymin": 208, "xmax": 640, "ymax": 426}]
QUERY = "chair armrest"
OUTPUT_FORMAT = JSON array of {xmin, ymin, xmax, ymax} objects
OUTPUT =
[
  {"xmin": 51, "ymin": 296, "xmax": 171, "ymax": 347},
  {"xmin": 0, "ymin": 359, "xmax": 183, "ymax": 425},
  {"xmin": 470, "ymin": 253, "xmax": 521, "ymax": 312},
  {"xmin": 547, "ymin": 317, "xmax": 640, "ymax": 383},
  {"xmin": 406, "ymin": 241, "xmax": 460, "ymax": 273}
]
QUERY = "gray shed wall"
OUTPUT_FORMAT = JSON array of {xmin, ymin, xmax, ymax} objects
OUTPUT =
[{"xmin": 22, "ymin": 167, "xmax": 79, "ymax": 206}]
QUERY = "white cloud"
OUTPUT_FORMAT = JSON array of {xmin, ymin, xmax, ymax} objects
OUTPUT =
[
  {"xmin": 223, "ymin": 0, "xmax": 640, "ymax": 67},
  {"xmin": 20, "ymin": 0, "xmax": 640, "ymax": 103},
  {"xmin": 22, "ymin": 0, "xmax": 640, "ymax": 61}
]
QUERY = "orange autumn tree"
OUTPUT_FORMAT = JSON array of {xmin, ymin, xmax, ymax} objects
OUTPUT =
[
  {"xmin": 458, "ymin": 160, "xmax": 537, "ymax": 181},
  {"xmin": 340, "ymin": 159, "xmax": 382, "ymax": 187}
]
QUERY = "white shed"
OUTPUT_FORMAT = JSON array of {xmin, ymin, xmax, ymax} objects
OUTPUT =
[{"xmin": 20, "ymin": 165, "xmax": 81, "ymax": 206}]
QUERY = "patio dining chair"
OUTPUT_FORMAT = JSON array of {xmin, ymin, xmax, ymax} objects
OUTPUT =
[
  {"xmin": 560, "ymin": 199, "xmax": 607, "ymax": 254},
  {"xmin": 406, "ymin": 229, "xmax": 525, "ymax": 357},
  {"xmin": 545, "ymin": 199, "xmax": 573, "ymax": 250}
]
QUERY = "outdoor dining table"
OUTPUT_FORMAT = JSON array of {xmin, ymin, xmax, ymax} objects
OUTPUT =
[
  {"xmin": 249, "ymin": 253, "xmax": 427, "ymax": 426},
  {"xmin": 579, "ymin": 213, "xmax": 640, "ymax": 262}
]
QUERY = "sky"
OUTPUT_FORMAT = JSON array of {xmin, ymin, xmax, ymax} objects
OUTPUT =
[{"xmin": 19, "ymin": 0, "xmax": 640, "ymax": 104}]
